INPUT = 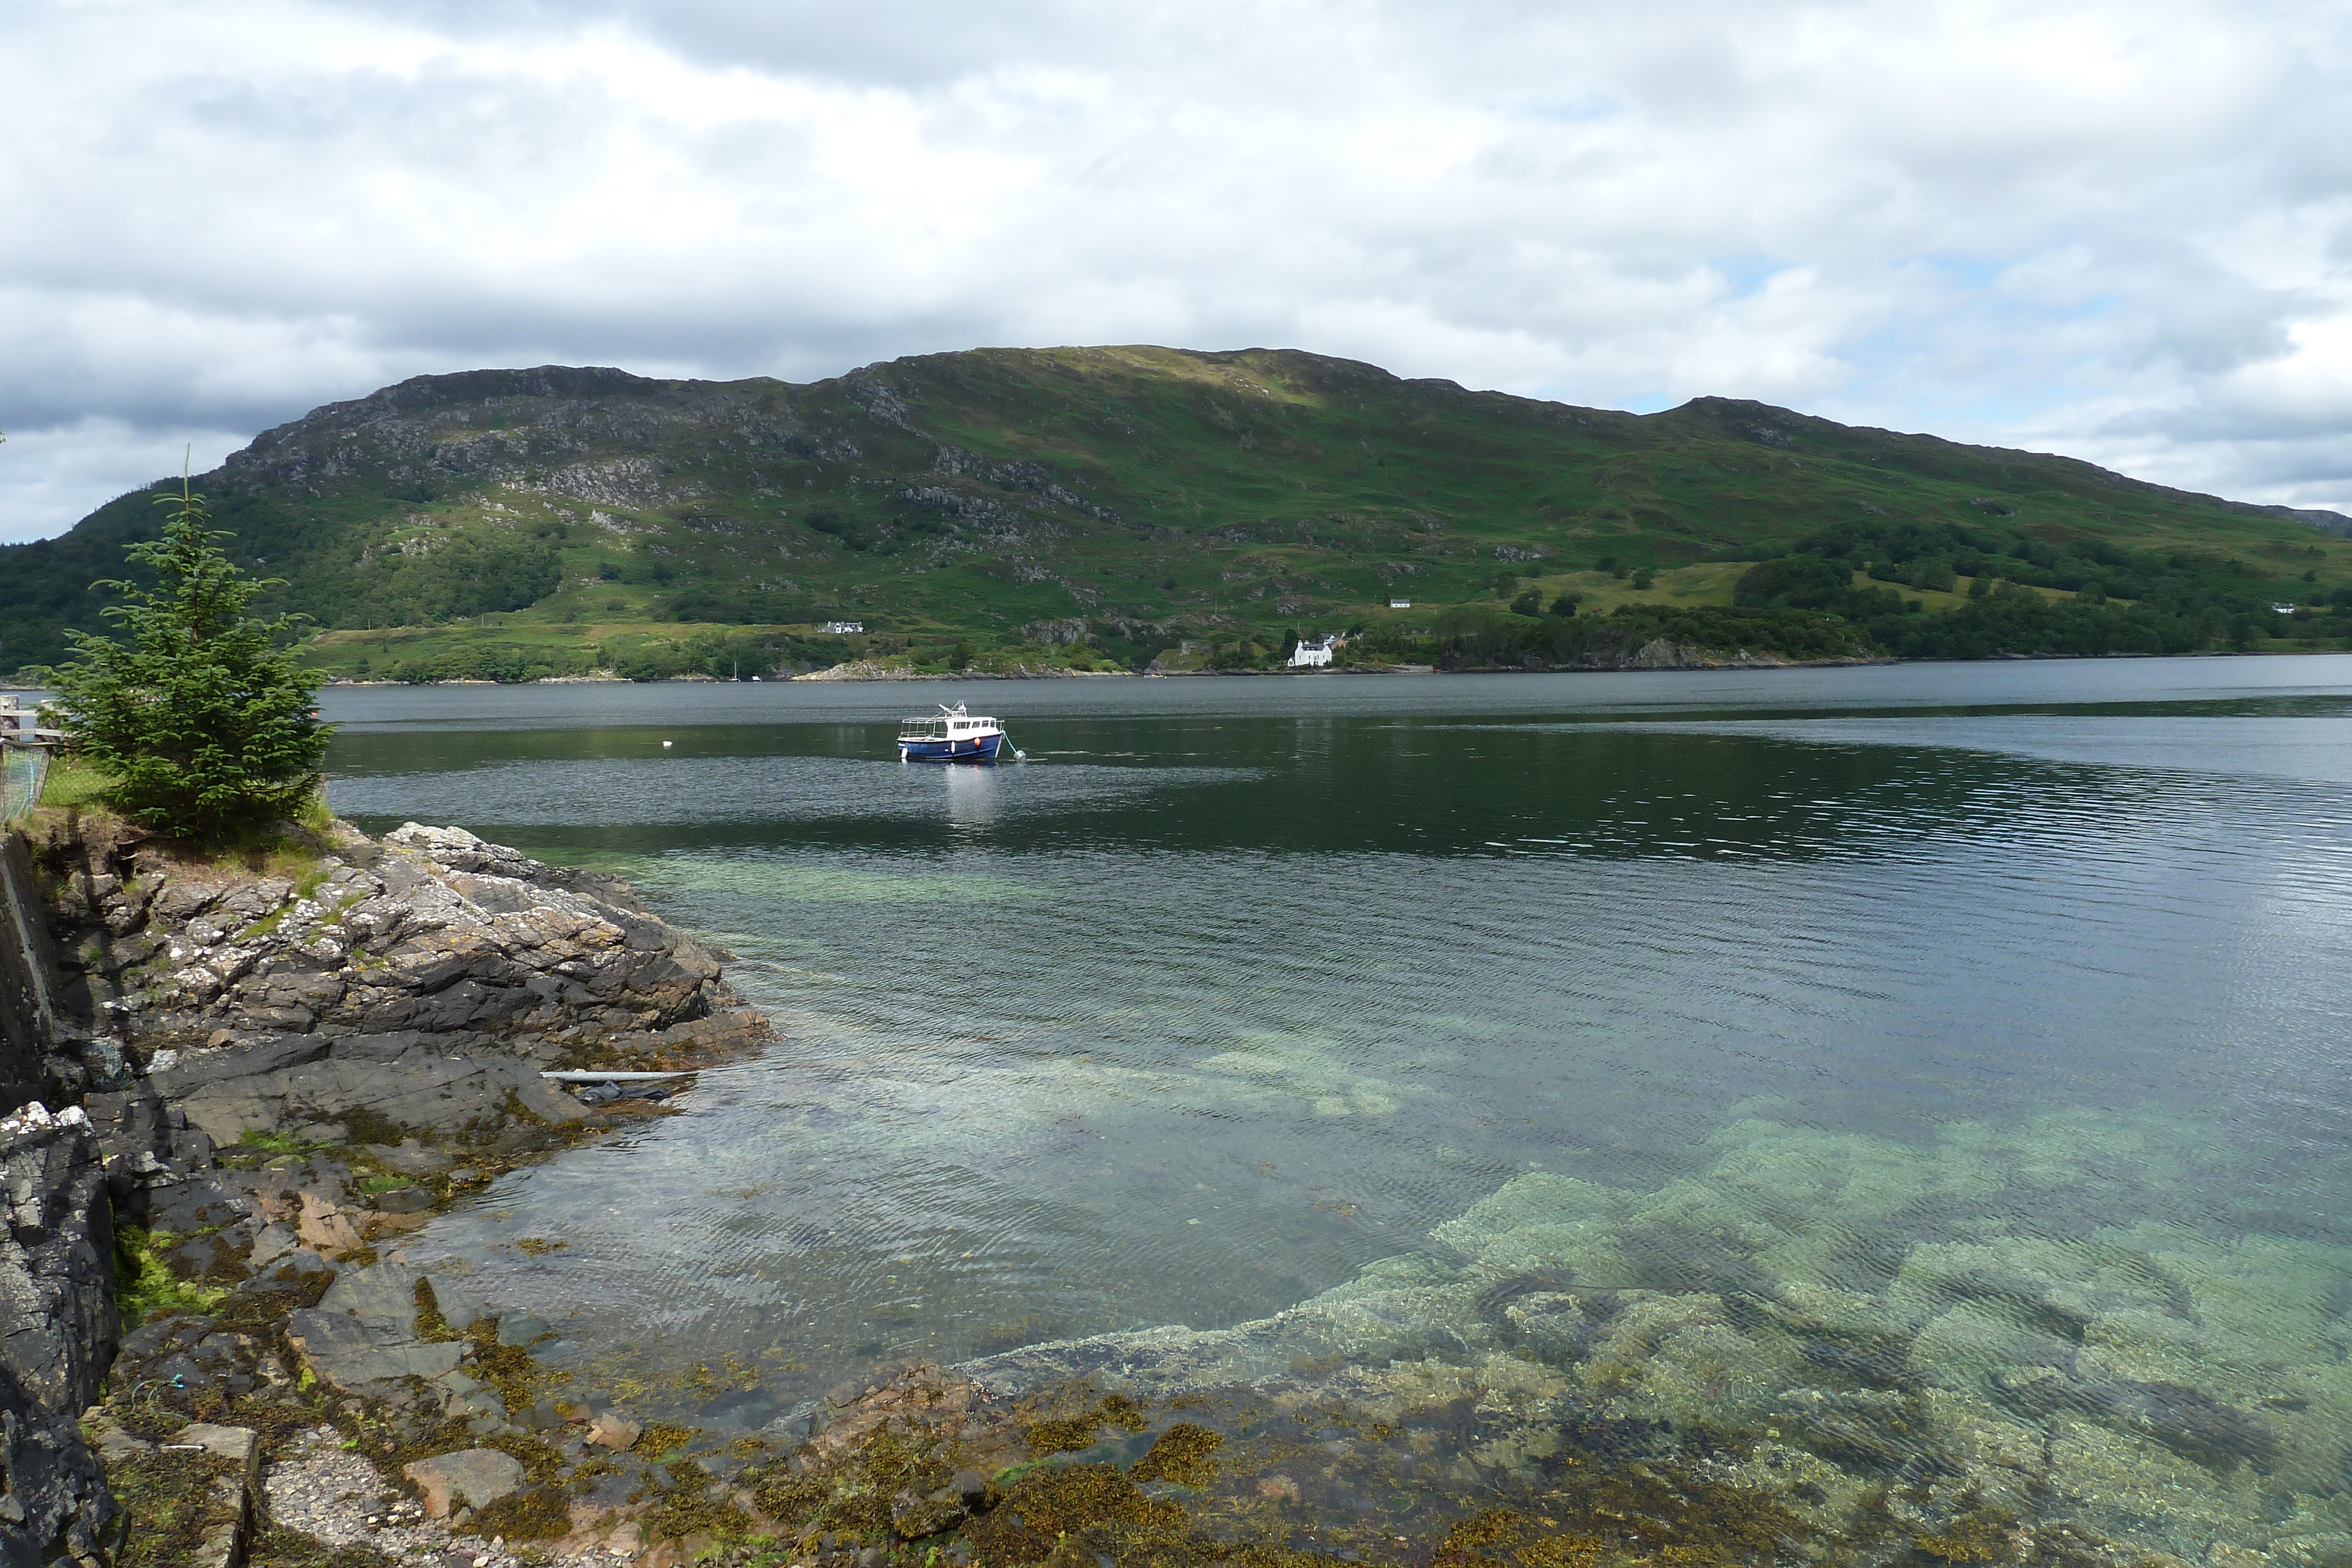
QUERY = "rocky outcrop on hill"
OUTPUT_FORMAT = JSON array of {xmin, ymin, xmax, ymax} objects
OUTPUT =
[
  {"xmin": 1618, "ymin": 637, "xmax": 1797, "ymax": 670},
  {"xmin": 28, "ymin": 817, "xmax": 757, "ymax": 1057}
]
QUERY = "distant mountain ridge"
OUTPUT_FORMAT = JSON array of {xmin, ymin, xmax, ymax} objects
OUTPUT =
[{"xmin": 5, "ymin": 345, "xmax": 2347, "ymax": 676}]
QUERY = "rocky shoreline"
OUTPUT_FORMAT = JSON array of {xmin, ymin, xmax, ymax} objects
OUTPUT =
[{"xmin": 2, "ymin": 810, "xmax": 783, "ymax": 1565}]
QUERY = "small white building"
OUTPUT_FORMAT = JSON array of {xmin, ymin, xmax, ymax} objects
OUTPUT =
[
  {"xmin": 2271, "ymin": 603, "xmax": 2300, "ymax": 616},
  {"xmin": 823, "ymin": 620, "xmax": 866, "ymax": 634},
  {"xmin": 1289, "ymin": 634, "xmax": 1338, "ymax": 669},
  {"xmin": 1388, "ymin": 598, "xmax": 1411, "ymax": 610}
]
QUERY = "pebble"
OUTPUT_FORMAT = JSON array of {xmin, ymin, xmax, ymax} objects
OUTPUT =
[{"xmin": 266, "ymin": 1425, "xmax": 642, "ymax": 1566}]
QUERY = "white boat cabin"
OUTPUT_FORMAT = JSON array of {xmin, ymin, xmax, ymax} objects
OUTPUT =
[{"xmin": 898, "ymin": 703, "xmax": 1003, "ymax": 742}]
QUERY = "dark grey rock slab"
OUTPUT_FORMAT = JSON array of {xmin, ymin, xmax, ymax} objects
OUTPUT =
[
  {"xmin": 285, "ymin": 1309, "xmax": 463, "ymax": 1391},
  {"xmin": 0, "ymin": 1109, "xmax": 118, "ymax": 1416}
]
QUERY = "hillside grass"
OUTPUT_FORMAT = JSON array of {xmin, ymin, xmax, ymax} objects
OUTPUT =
[
  {"xmin": 6, "ymin": 346, "xmax": 2351, "ymax": 679},
  {"xmin": 36, "ymin": 753, "xmax": 112, "ymax": 810}
]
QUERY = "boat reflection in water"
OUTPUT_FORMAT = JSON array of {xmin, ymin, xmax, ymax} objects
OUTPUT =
[{"xmin": 940, "ymin": 760, "xmax": 1002, "ymax": 828}]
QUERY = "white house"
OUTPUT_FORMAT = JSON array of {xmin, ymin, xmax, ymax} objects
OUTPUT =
[
  {"xmin": 2271, "ymin": 603, "xmax": 2300, "ymax": 616},
  {"xmin": 1388, "ymin": 597, "xmax": 1412, "ymax": 610},
  {"xmin": 823, "ymin": 620, "xmax": 866, "ymax": 634},
  {"xmin": 1289, "ymin": 634, "xmax": 1338, "ymax": 668}
]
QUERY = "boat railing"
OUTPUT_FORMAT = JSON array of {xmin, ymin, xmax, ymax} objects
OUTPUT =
[{"xmin": 899, "ymin": 715, "xmax": 998, "ymax": 735}]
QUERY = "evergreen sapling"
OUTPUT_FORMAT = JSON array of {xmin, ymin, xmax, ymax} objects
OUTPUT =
[{"xmin": 44, "ymin": 469, "xmax": 332, "ymax": 842}]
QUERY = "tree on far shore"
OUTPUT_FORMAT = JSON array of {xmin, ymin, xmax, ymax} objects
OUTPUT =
[{"xmin": 43, "ymin": 469, "xmax": 332, "ymax": 842}]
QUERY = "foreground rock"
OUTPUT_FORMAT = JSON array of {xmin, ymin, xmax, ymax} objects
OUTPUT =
[
  {"xmin": 144, "ymin": 1028, "xmax": 589, "ymax": 1147},
  {"xmin": 0, "ymin": 1103, "xmax": 118, "ymax": 1416},
  {"xmin": 2, "ymin": 810, "xmax": 781, "ymax": 1566},
  {"xmin": 403, "ymin": 1447, "xmax": 524, "ymax": 1518},
  {"xmin": 266, "ymin": 1426, "xmax": 556, "ymax": 1568},
  {"xmin": 0, "ymin": 1101, "xmax": 122, "ymax": 1567},
  {"xmin": 28, "ymin": 814, "xmax": 769, "ymax": 1282},
  {"xmin": 61, "ymin": 821, "xmax": 776, "ymax": 1411}
]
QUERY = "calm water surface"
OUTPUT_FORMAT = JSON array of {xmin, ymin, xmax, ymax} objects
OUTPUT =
[{"xmin": 320, "ymin": 658, "xmax": 2352, "ymax": 1445}]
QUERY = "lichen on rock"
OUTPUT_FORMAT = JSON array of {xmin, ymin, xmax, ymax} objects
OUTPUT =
[{"xmin": 30, "ymin": 814, "xmax": 762, "ymax": 1059}]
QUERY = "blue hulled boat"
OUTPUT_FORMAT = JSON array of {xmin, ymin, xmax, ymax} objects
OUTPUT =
[{"xmin": 898, "ymin": 703, "xmax": 1013, "ymax": 763}]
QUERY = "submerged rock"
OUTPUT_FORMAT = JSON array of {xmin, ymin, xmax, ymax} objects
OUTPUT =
[
  {"xmin": 149, "ymin": 1029, "xmax": 590, "ymax": 1146},
  {"xmin": 959, "ymin": 1109, "xmax": 2348, "ymax": 1568}
]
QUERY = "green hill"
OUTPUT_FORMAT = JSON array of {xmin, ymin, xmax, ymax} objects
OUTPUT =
[{"xmin": 7, "ymin": 345, "xmax": 2350, "ymax": 681}]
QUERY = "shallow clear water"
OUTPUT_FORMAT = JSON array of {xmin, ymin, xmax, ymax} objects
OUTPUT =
[{"xmin": 320, "ymin": 660, "xmax": 2352, "ymax": 1473}]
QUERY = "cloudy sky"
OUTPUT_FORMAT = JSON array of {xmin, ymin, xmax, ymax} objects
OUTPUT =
[{"xmin": 5, "ymin": 0, "xmax": 2350, "ymax": 542}]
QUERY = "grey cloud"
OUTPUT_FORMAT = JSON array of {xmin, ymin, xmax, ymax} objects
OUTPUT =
[
  {"xmin": 6, "ymin": 0, "xmax": 2352, "ymax": 540},
  {"xmin": 320, "ymin": 0, "xmax": 1105, "ymax": 85}
]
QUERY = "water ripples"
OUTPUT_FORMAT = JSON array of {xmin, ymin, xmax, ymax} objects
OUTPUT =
[{"xmin": 329, "ymin": 668, "xmax": 2352, "ymax": 1434}]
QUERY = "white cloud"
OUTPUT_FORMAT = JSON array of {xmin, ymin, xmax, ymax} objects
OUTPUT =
[{"xmin": 4, "ymin": 0, "xmax": 2351, "ymax": 542}]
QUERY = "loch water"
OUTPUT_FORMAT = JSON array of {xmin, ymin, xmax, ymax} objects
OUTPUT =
[{"xmin": 323, "ymin": 657, "xmax": 2352, "ymax": 1562}]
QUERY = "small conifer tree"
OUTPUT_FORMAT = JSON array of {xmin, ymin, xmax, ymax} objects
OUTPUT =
[{"xmin": 44, "ymin": 468, "xmax": 331, "ymax": 842}]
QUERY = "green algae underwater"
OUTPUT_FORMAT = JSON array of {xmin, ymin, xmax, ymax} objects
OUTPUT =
[
  {"xmin": 467, "ymin": 1102, "xmax": 2352, "ymax": 1568},
  {"xmin": 918, "ymin": 1104, "xmax": 2352, "ymax": 1568}
]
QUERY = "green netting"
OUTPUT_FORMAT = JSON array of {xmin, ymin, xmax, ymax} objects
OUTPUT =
[{"xmin": 0, "ymin": 744, "xmax": 48, "ymax": 824}]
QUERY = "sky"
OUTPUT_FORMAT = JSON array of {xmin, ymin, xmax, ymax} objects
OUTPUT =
[{"xmin": 5, "ymin": 0, "xmax": 2351, "ymax": 543}]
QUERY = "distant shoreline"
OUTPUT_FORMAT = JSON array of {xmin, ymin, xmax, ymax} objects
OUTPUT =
[
  {"xmin": 310, "ymin": 649, "xmax": 2308, "ymax": 686},
  {"xmin": 8, "ymin": 645, "xmax": 2344, "ymax": 698}
]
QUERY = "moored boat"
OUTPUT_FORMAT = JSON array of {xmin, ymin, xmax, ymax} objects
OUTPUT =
[{"xmin": 898, "ymin": 703, "xmax": 1013, "ymax": 763}]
